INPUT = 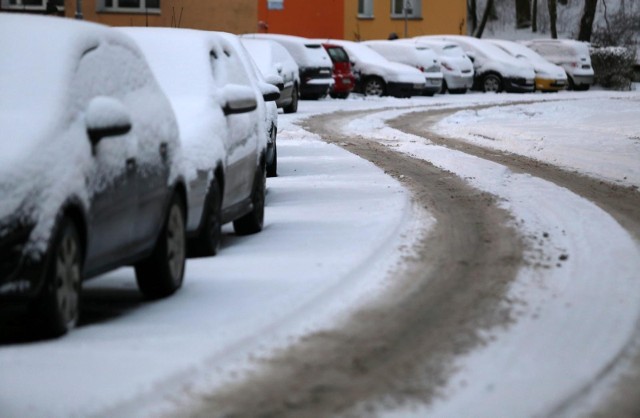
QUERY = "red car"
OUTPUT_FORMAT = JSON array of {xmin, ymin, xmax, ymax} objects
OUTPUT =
[{"xmin": 322, "ymin": 43, "xmax": 356, "ymax": 99}]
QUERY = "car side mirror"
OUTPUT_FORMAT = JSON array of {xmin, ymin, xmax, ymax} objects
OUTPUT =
[
  {"xmin": 85, "ymin": 96, "xmax": 132, "ymax": 146},
  {"xmin": 259, "ymin": 81, "xmax": 281, "ymax": 102},
  {"xmin": 264, "ymin": 74, "xmax": 285, "ymax": 91},
  {"xmin": 221, "ymin": 85, "xmax": 258, "ymax": 115}
]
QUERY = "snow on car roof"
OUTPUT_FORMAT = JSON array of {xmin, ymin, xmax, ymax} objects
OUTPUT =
[
  {"xmin": 488, "ymin": 39, "xmax": 566, "ymax": 76},
  {"xmin": 241, "ymin": 33, "xmax": 331, "ymax": 68}
]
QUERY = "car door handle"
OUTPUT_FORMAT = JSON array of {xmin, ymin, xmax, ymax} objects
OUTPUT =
[{"xmin": 126, "ymin": 158, "xmax": 137, "ymax": 171}]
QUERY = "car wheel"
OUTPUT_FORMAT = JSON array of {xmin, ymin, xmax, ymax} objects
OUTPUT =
[
  {"xmin": 440, "ymin": 79, "xmax": 448, "ymax": 94},
  {"xmin": 482, "ymin": 73, "xmax": 502, "ymax": 93},
  {"xmin": 283, "ymin": 84, "xmax": 298, "ymax": 113},
  {"xmin": 267, "ymin": 142, "xmax": 278, "ymax": 178},
  {"xmin": 233, "ymin": 163, "xmax": 266, "ymax": 235},
  {"xmin": 364, "ymin": 77, "xmax": 385, "ymax": 96},
  {"xmin": 135, "ymin": 194, "xmax": 186, "ymax": 299},
  {"xmin": 37, "ymin": 216, "xmax": 83, "ymax": 337},
  {"xmin": 190, "ymin": 181, "xmax": 222, "ymax": 257},
  {"xmin": 330, "ymin": 92, "xmax": 349, "ymax": 99}
]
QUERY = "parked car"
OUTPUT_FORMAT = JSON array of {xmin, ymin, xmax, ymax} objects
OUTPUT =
[
  {"xmin": 317, "ymin": 39, "xmax": 426, "ymax": 97},
  {"xmin": 241, "ymin": 38, "xmax": 300, "ymax": 113},
  {"xmin": 242, "ymin": 33, "xmax": 334, "ymax": 100},
  {"xmin": 363, "ymin": 40, "xmax": 444, "ymax": 96},
  {"xmin": 488, "ymin": 39, "xmax": 568, "ymax": 92},
  {"xmin": 522, "ymin": 39, "xmax": 595, "ymax": 91},
  {"xmin": 411, "ymin": 37, "xmax": 474, "ymax": 94},
  {"xmin": 321, "ymin": 43, "xmax": 356, "ymax": 99},
  {"xmin": 120, "ymin": 28, "xmax": 277, "ymax": 259},
  {"xmin": 424, "ymin": 35, "xmax": 535, "ymax": 93},
  {"xmin": 0, "ymin": 15, "xmax": 188, "ymax": 336}
]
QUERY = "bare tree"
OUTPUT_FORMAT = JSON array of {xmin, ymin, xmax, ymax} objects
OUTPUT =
[
  {"xmin": 532, "ymin": 0, "xmax": 538, "ymax": 32},
  {"xmin": 548, "ymin": 0, "xmax": 558, "ymax": 38},
  {"xmin": 578, "ymin": 0, "xmax": 598, "ymax": 41},
  {"xmin": 468, "ymin": 0, "xmax": 478, "ymax": 34},
  {"xmin": 474, "ymin": 0, "xmax": 495, "ymax": 38},
  {"xmin": 516, "ymin": 0, "xmax": 531, "ymax": 28}
]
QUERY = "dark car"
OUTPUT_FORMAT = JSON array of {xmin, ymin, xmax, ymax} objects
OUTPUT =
[
  {"xmin": 0, "ymin": 15, "xmax": 188, "ymax": 337},
  {"xmin": 322, "ymin": 43, "xmax": 356, "ymax": 99}
]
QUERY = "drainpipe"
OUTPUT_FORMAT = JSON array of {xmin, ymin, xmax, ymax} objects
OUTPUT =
[{"xmin": 75, "ymin": 0, "xmax": 83, "ymax": 19}]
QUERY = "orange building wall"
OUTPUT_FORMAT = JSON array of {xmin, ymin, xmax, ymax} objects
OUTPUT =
[
  {"xmin": 344, "ymin": 0, "xmax": 467, "ymax": 42},
  {"xmin": 62, "ymin": 0, "xmax": 257, "ymax": 33},
  {"xmin": 257, "ymin": 0, "xmax": 344, "ymax": 38}
]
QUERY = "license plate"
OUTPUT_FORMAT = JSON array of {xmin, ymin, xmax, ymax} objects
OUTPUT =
[{"xmin": 342, "ymin": 78, "xmax": 352, "ymax": 85}]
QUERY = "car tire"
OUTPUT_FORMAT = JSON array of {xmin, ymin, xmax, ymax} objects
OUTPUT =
[
  {"xmin": 233, "ymin": 163, "xmax": 266, "ymax": 235},
  {"xmin": 363, "ymin": 77, "xmax": 386, "ymax": 96},
  {"xmin": 482, "ymin": 73, "xmax": 503, "ymax": 93},
  {"xmin": 36, "ymin": 216, "xmax": 83, "ymax": 337},
  {"xmin": 267, "ymin": 142, "xmax": 278, "ymax": 178},
  {"xmin": 190, "ymin": 181, "xmax": 222, "ymax": 257},
  {"xmin": 330, "ymin": 92, "xmax": 350, "ymax": 99},
  {"xmin": 283, "ymin": 85, "xmax": 298, "ymax": 114},
  {"xmin": 135, "ymin": 194, "xmax": 186, "ymax": 299},
  {"xmin": 440, "ymin": 79, "xmax": 448, "ymax": 94},
  {"xmin": 448, "ymin": 88, "xmax": 467, "ymax": 94}
]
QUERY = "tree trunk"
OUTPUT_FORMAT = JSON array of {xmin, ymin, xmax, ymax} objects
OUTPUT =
[
  {"xmin": 468, "ymin": 0, "xmax": 478, "ymax": 34},
  {"xmin": 473, "ymin": 0, "xmax": 495, "ymax": 38},
  {"xmin": 532, "ymin": 0, "xmax": 538, "ymax": 32},
  {"xmin": 578, "ymin": 0, "xmax": 598, "ymax": 41},
  {"xmin": 548, "ymin": 0, "xmax": 558, "ymax": 38},
  {"xmin": 516, "ymin": 0, "xmax": 531, "ymax": 28}
]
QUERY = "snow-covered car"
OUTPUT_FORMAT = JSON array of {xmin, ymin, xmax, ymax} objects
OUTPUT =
[
  {"xmin": 120, "ymin": 28, "xmax": 277, "ymax": 258},
  {"xmin": 242, "ymin": 33, "xmax": 334, "ymax": 100},
  {"xmin": 522, "ymin": 39, "xmax": 595, "ymax": 91},
  {"xmin": 317, "ymin": 39, "xmax": 426, "ymax": 97},
  {"xmin": 411, "ymin": 37, "xmax": 474, "ymax": 94},
  {"xmin": 241, "ymin": 37, "xmax": 300, "ymax": 114},
  {"xmin": 363, "ymin": 40, "xmax": 444, "ymax": 96},
  {"xmin": 322, "ymin": 43, "xmax": 356, "ymax": 99},
  {"xmin": 425, "ymin": 35, "xmax": 536, "ymax": 93},
  {"xmin": 0, "ymin": 15, "xmax": 188, "ymax": 337},
  {"xmin": 488, "ymin": 39, "xmax": 568, "ymax": 92}
]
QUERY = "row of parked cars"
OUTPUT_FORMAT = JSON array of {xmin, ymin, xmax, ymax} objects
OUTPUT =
[
  {"xmin": 242, "ymin": 32, "xmax": 595, "ymax": 100},
  {"xmin": 0, "ymin": 14, "xmax": 284, "ymax": 337}
]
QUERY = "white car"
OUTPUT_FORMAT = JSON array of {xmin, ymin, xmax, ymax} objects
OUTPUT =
[
  {"xmin": 363, "ymin": 40, "xmax": 444, "ymax": 96},
  {"xmin": 241, "ymin": 37, "xmax": 301, "ymax": 114},
  {"xmin": 412, "ymin": 37, "xmax": 475, "ymax": 94},
  {"xmin": 1, "ymin": 15, "xmax": 187, "ymax": 336},
  {"xmin": 424, "ymin": 35, "xmax": 536, "ymax": 93},
  {"xmin": 522, "ymin": 39, "xmax": 595, "ymax": 91},
  {"xmin": 242, "ymin": 33, "xmax": 334, "ymax": 100},
  {"xmin": 120, "ymin": 28, "xmax": 278, "ymax": 258},
  {"xmin": 488, "ymin": 39, "xmax": 568, "ymax": 92},
  {"xmin": 317, "ymin": 38, "xmax": 426, "ymax": 97}
]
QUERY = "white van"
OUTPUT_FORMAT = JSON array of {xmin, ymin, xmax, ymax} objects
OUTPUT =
[
  {"xmin": 522, "ymin": 39, "xmax": 594, "ymax": 90},
  {"xmin": 317, "ymin": 38, "xmax": 426, "ymax": 97},
  {"xmin": 363, "ymin": 40, "xmax": 443, "ymax": 96},
  {"xmin": 242, "ymin": 33, "xmax": 334, "ymax": 100},
  {"xmin": 412, "ymin": 37, "xmax": 474, "ymax": 94}
]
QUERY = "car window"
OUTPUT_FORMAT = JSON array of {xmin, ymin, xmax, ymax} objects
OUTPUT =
[{"xmin": 326, "ymin": 46, "xmax": 349, "ymax": 63}]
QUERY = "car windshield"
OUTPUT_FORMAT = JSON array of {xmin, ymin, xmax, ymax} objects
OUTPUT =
[
  {"xmin": 441, "ymin": 44, "xmax": 466, "ymax": 57},
  {"xmin": 326, "ymin": 46, "xmax": 349, "ymax": 63}
]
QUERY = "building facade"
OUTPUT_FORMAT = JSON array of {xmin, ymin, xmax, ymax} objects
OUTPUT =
[{"xmin": 2, "ymin": 0, "xmax": 466, "ymax": 39}]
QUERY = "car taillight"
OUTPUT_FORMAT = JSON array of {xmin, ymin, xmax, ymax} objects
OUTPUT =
[
  {"xmin": 442, "ymin": 62, "xmax": 454, "ymax": 71},
  {"xmin": 570, "ymin": 62, "xmax": 578, "ymax": 68},
  {"xmin": 417, "ymin": 66, "xmax": 425, "ymax": 72}
]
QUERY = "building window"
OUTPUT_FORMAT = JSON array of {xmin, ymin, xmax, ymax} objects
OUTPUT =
[
  {"xmin": 267, "ymin": 0, "xmax": 283, "ymax": 10},
  {"xmin": 358, "ymin": 0, "xmax": 373, "ymax": 17},
  {"xmin": 100, "ymin": 0, "xmax": 159, "ymax": 12},
  {"xmin": 3, "ymin": 0, "xmax": 63, "ymax": 10},
  {"xmin": 390, "ymin": 0, "xmax": 421, "ymax": 18}
]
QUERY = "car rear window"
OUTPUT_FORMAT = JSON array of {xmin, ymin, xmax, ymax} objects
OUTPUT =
[{"xmin": 326, "ymin": 46, "xmax": 349, "ymax": 63}]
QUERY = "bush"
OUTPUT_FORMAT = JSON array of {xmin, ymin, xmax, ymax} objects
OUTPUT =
[{"xmin": 590, "ymin": 46, "xmax": 636, "ymax": 90}]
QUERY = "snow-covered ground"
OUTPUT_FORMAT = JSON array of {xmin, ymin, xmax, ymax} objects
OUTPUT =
[{"xmin": 1, "ymin": 90, "xmax": 639, "ymax": 417}]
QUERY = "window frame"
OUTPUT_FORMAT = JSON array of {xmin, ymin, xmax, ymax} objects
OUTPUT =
[
  {"xmin": 2, "ymin": 0, "xmax": 64, "ymax": 11},
  {"xmin": 390, "ymin": 0, "xmax": 421, "ymax": 19},
  {"xmin": 357, "ymin": 0, "xmax": 373, "ymax": 18},
  {"xmin": 98, "ymin": 0, "xmax": 160, "ymax": 14}
]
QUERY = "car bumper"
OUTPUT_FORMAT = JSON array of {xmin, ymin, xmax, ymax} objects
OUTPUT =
[
  {"xmin": 571, "ymin": 74, "xmax": 594, "ymax": 87},
  {"xmin": 300, "ymin": 79, "xmax": 332, "ymax": 99},
  {"xmin": 423, "ymin": 77, "xmax": 443, "ymax": 95},
  {"xmin": 504, "ymin": 77, "xmax": 535, "ymax": 93},
  {"xmin": 444, "ymin": 73, "xmax": 474, "ymax": 90},
  {"xmin": 331, "ymin": 74, "xmax": 355, "ymax": 94},
  {"xmin": 387, "ymin": 81, "xmax": 425, "ymax": 98},
  {"xmin": 535, "ymin": 77, "xmax": 567, "ymax": 91}
]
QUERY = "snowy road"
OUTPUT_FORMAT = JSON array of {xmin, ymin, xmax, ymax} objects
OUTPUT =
[{"xmin": 1, "ymin": 90, "xmax": 639, "ymax": 417}]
